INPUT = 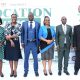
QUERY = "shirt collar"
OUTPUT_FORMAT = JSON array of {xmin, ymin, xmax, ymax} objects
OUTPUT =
[
  {"xmin": 29, "ymin": 21, "xmax": 34, "ymax": 23},
  {"xmin": 62, "ymin": 24, "xmax": 66, "ymax": 27}
]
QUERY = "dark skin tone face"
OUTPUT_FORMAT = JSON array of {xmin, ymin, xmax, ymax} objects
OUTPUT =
[
  {"xmin": 28, "ymin": 12, "xmax": 34, "ymax": 21},
  {"xmin": 11, "ymin": 14, "xmax": 17, "ymax": 23},
  {"xmin": 44, "ymin": 17, "xmax": 50, "ymax": 26},
  {"xmin": 61, "ymin": 16, "xmax": 67, "ymax": 25}
]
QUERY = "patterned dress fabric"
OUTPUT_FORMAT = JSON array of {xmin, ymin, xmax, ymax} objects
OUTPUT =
[{"xmin": 0, "ymin": 26, "xmax": 5, "ymax": 60}]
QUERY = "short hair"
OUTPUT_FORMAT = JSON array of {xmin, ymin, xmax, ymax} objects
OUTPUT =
[
  {"xmin": 0, "ymin": 18, "xmax": 2, "ymax": 24},
  {"xmin": 11, "ymin": 14, "xmax": 17, "ymax": 17}
]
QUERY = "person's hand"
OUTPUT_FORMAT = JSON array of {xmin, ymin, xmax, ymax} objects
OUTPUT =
[
  {"xmin": 10, "ymin": 40, "xmax": 15, "ymax": 47},
  {"xmin": 46, "ymin": 40, "xmax": 52, "ymax": 44},
  {"xmin": 6, "ymin": 35, "xmax": 12, "ymax": 40},
  {"xmin": 12, "ymin": 34, "xmax": 18, "ymax": 38},
  {"xmin": 21, "ymin": 43, "xmax": 24, "ymax": 48}
]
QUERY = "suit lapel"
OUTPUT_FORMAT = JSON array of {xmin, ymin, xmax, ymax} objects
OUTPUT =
[
  {"xmin": 66, "ymin": 25, "xmax": 69, "ymax": 34},
  {"xmin": 25, "ymin": 21, "xmax": 28, "ymax": 31},
  {"xmin": 61, "ymin": 25, "xmax": 69, "ymax": 34},
  {"xmin": 35, "ymin": 22, "xmax": 38, "ymax": 40},
  {"xmin": 60, "ymin": 25, "xmax": 64, "ymax": 34},
  {"xmin": 24, "ymin": 21, "xmax": 28, "ymax": 40},
  {"xmin": 35, "ymin": 22, "xmax": 37, "ymax": 34}
]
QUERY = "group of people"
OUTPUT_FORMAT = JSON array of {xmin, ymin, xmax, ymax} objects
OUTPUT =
[{"xmin": 0, "ymin": 12, "xmax": 80, "ymax": 77}]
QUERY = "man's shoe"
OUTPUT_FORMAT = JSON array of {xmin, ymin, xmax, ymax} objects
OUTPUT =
[
  {"xmin": 64, "ymin": 71, "xmax": 70, "ymax": 75},
  {"xmin": 35, "ymin": 72, "xmax": 39, "ymax": 77},
  {"xmin": 74, "ymin": 71, "xmax": 78, "ymax": 75},
  {"xmin": 58, "ymin": 71, "xmax": 61, "ymax": 76},
  {"xmin": 24, "ymin": 72, "xmax": 28, "ymax": 77}
]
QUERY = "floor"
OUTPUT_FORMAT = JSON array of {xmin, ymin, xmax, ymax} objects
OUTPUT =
[{"xmin": 0, "ymin": 50, "xmax": 80, "ymax": 80}]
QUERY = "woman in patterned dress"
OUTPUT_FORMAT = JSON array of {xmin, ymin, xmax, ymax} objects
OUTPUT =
[
  {"xmin": 39, "ymin": 16, "xmax": 55, "ymax": 76},
  {"xmin": 4, "ymin": 14, "xmax": 22, "ymax": 77},
  {"xmin": 0, "ymin": 18, "xmax": 5, "ymax": 77}
]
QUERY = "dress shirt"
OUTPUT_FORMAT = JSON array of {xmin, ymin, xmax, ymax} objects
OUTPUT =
[
  {"xmin": 28, "ymin": 21, "xmax": 35, "ymax": 29},
  {"xmin": 62, "ymin": 24, "xmax": 67, "ymax": 43}
]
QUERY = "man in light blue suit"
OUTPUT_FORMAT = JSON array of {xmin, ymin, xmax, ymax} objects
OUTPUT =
[{"xmin": 21, "ymin": 12, "xmax": 40, "ymax": 77}]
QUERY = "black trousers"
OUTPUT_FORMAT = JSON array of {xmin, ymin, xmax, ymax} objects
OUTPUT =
[{"xmin": 74, "ymin": 49, "xmax": 80, "ymax": 71}]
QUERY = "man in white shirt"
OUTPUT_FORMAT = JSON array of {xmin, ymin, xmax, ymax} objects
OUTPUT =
[{"xmin": 56, "ymin": 16, "xmax": 72, "ymax": 76}]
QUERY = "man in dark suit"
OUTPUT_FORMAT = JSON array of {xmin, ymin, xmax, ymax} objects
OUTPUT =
[
  {"xmin": 56, "ymin": 16, "xmax": 72, "ymax": 76},
  {"xmin": 73, "ymin": 25, "xmax": 80, "ymax": 75},
  {"xmin": 21, "ymin": 12, "xmax": 40, "ymax": 77}
]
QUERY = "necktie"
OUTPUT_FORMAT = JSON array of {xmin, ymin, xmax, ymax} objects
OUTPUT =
[{"xmin": 30, "ymin": 21, "xmax": 32, "ymax": 29}]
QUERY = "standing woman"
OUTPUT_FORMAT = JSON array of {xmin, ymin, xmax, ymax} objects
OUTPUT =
[
  {"xmin": 0, "ymin": 18, "xmax": 5, "ymax": 77},
  {"xmin": 4, "ymin": 14, "xmax": 22, "ymax": 77},
  {"xmin": 39, "ymin": 16, "xmax": 55, "ymax": 76}
]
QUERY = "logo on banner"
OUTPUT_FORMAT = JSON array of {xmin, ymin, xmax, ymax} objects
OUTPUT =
[{"xmin": 0, "ymin": 8, "xmax": 52, "ymax": 25}]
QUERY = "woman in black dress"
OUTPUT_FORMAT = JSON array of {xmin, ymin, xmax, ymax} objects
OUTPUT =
[
  {"xmin": 4, "ymin": 14, "xmax": 22, "ymax": 77},
  {"xmin": 39, "ymin": 16, "xmax": 55, "ymax": 76}
]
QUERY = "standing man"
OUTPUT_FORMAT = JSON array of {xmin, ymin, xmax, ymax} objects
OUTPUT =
[
  {"xmin": 73, "ymin": 5, "xmax": 80, "ymax": 75},
  {"xmin": 56, "ymin": 16, "xmax": 72, "ymax": 76},
  {"xmin": 21, "ymin": 12, "xmax": 40, "ymax": 77},
  {"xmin": 73, "ymin": 25, "xmax": 80, "ymax": 75}
]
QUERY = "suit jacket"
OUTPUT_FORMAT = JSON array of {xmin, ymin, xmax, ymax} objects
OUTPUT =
[
  {"xmin": 73, "ymin": 25, "xmax": 80, "ymax": 49},
  {"xmin": 21, "ymin": 21, "xmax": 40, "ymax": 47},
  {"xmin": 56, "ymin": 24, "xmax": 72, "ymax": 48}
]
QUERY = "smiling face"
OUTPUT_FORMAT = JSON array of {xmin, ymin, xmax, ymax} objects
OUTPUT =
[
  {"xmin": 28, "ymin": 12, "xmax": 34, "ymax": 21},
  {"xmin": 11, "ymin": 14, "xmax": 17, "ymax": 23},
  {"xmin": 44, "ymin": 16, "xmax": 50, "ymax": 26}
]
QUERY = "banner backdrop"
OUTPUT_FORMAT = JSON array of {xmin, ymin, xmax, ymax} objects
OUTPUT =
[
  {"xmin": 0, "ymin": 0, "xmax": 80, "ymax": 26},
  {"xmin": 0, "ymin": 0, "xmax": 80, "ymax": 63}
]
